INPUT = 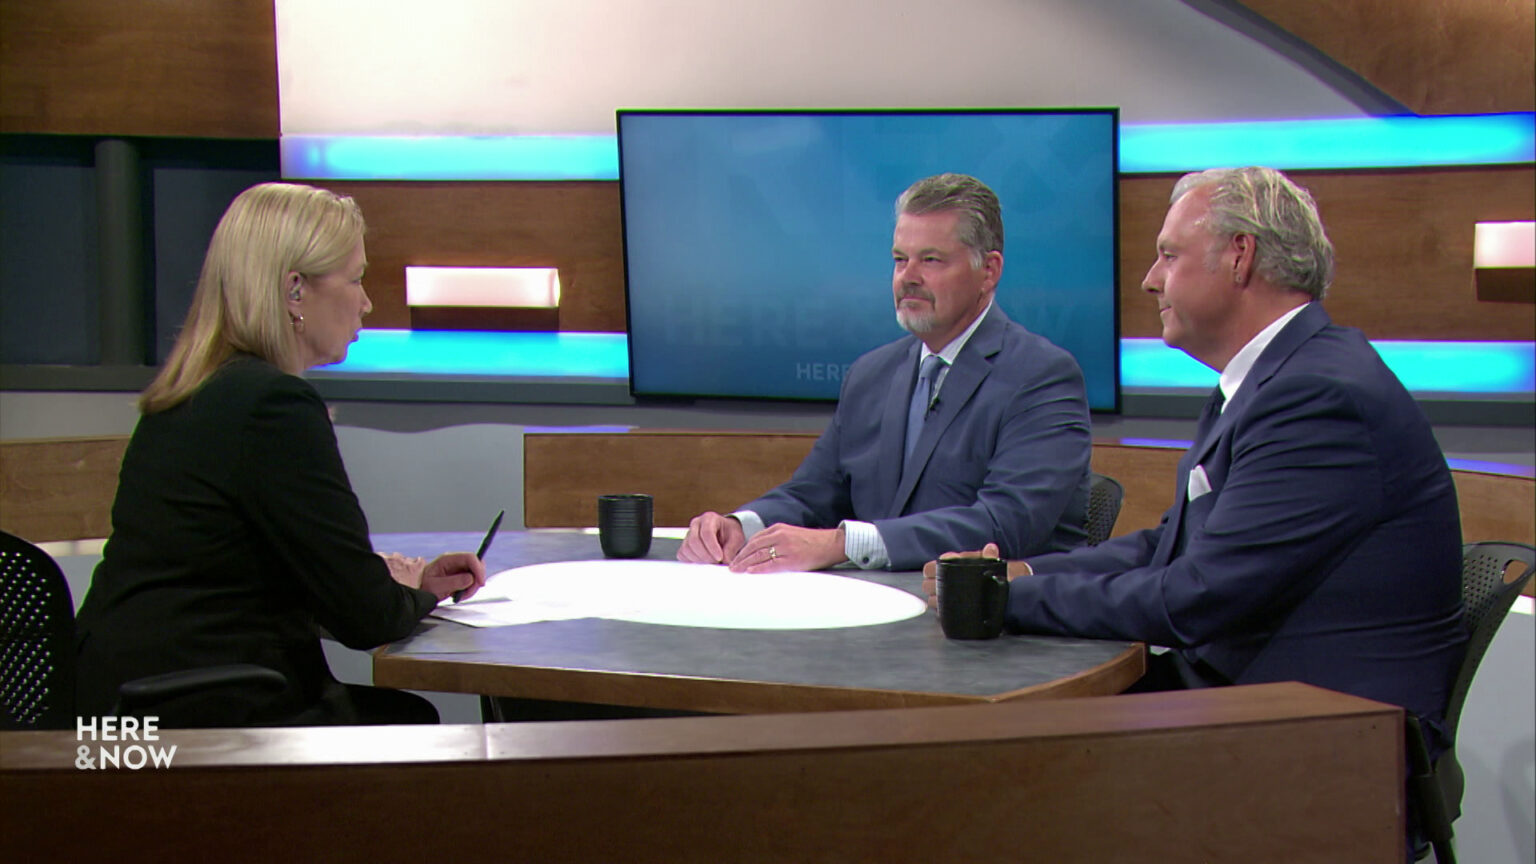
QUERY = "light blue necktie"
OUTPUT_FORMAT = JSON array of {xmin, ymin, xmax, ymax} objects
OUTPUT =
[{"xmin": 904, "ymin": 354, "xmax": 946, "ymax": 464}]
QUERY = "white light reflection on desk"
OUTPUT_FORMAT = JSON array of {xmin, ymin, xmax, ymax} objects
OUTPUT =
[{"xmin": 433, "ymin": 559, "xmax": 927, "ymax": 630}]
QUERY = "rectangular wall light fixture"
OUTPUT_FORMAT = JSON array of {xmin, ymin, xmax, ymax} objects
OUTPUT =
[
  {"xmin": 404, "ymin": 266, "xmax": 561, "ymax": 330},
  {"xmin": 1474, "ymin": 222, "xmax": 1535, "ymax": 303},
  {"xmin": 406, "ymin": 266, "xmax": 560, "ymax": 307}
]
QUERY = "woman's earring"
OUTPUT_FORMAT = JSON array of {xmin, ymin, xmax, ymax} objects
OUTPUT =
[{"xmin": 289, "ymin": 280, "xmax": 304, "ymax": 330}]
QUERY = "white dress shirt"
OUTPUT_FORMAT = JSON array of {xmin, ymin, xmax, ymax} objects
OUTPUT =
[{"xmin": 1216, "ymin": 302, "xmax": 1311, "ymax": 412}]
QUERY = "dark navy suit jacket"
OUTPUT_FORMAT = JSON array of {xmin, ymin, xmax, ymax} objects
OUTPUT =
[
  {"xmin": 745, "ymin": 306, "xmax": 1091, "ymax": 571},
  {"xmin": 1011, "ymin": 303, "xmax": 1465, "ymax": 751}
]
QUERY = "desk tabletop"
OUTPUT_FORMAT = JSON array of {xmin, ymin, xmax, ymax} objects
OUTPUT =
[{"xmin": 373, "ymin": 530, "xmax": 1143, "ymax": 714}]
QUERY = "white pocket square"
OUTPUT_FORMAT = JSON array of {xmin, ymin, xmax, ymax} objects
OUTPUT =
[{"xmin": 1187, "ymin": 464, "xmax": 1213, "ymax": 501}]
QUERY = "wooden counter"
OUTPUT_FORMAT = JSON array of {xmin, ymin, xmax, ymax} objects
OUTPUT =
[{"xmin": 0, "ymin": 682, "xmax": 1405, "ymax": 863}]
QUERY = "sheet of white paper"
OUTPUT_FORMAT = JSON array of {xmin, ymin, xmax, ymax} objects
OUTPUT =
[{"xmin": 429, "ymin": 559, "xmax": 926, "ymax": 630}]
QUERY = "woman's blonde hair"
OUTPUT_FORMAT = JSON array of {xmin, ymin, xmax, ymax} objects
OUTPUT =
[{"xmin": 140, "ymin": 182, "xmax": 365, "ymax": 413}]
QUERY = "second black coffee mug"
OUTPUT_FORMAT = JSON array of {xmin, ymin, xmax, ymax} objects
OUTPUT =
[{"xmin": 936, "ymin": 557, "xmax": 1009, "ymax": 639}]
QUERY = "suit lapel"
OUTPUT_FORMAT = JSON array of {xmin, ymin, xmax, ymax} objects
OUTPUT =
[
  {"xmin": 1156, "ymin": 303, "xmax": 1332, "ymax": 564},
  {"xmin": 1155, "ymin": 445, "xmax": 1201, "ymax": 565},
  {"xmin": 1186, "ymin": 303, "xmax": 1330, "ymax": 469},
  {"xmin": 889, "ymin": 309, "xmax": 1004, "ymax": 515},
  {"xmin": 874, "ymin": 340, "xmax": 923, "ymax": 513}
]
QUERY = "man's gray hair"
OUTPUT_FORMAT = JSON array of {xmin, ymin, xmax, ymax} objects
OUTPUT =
[
  {"xmin": 1172, "ymin": 167, "xmax": 1334, "ymax": 300},
  {"xmin": 896, "ymin": 173, "xmax": 1004, "ymax": 267}
]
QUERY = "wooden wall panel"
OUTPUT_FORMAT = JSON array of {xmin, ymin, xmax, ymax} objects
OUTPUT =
[
  {"xmin": 323, "ymin": 181, "xmax": 627, "ymax": 333},
  {"xmin": 0, "ymin": 436, "xmax": 127, "ymax": 544},
  {"xmin": 1454, "ymin": 469, "xmax": 1536, "ymax": 549},
  {"xmin": 524, "ymin": 431, "xmax": 820, "ymax": 529},
  {"xmin": 1119, "ymin": 167, "xmax": 1536, "ymax": 341},
  {"xmin": 523, "ymin": 433, "xmax": 1534, "ymax": 569},
  {"xmin": 1237, "ymin": 0, "xmax": 1536, "ymax": 114},
  {"xmin": 1089, "ymin": 443, "xmax": 1181, "ymax": 535},
  {"xmin": 0, "ymin": 0, "xmax": 278, "ymax": 138}
]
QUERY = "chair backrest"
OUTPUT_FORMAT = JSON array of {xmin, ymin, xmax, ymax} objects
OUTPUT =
[
  {"xmin": 1444, "ymin": 541, "xmax": 1535, "ymax": 738},
  {"xmin": 0, "ymin": 530, "xmax": 77, "ymax": 730},
  {"xmin": 1085, "ymin": 472, "xmax": 1125, "ymax": 546}
]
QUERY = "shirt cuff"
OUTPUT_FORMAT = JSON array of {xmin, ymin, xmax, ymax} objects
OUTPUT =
[
  {"xmin": 731, "ymin": 510, "xmax": 765, "ymax": 539},
  {"xmin": 840, "ymin": 520, "xmax": 890, "ymax": 570}
]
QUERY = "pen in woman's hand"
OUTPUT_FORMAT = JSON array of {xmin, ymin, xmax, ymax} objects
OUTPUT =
[{"xmin": 456, "ymin": 509, "xmax": 504, "ymax": 603}]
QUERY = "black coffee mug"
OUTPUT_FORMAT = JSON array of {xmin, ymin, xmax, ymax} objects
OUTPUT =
[
  {"xmin": 936, "ymin": 557, "xmax": 1009, "ymax": 639},
  {"xmin": 597, "ymin": 493, "xmax": 653, "ymax": 559}
]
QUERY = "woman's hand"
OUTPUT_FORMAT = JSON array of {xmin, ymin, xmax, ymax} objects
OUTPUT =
[
  {"xmin": 418, "ymin": 552, "xmax": 487, "ymax": 603},
  {"xmin": 380, "ymin": 552, "xmax": 428, "ymax": 588}
]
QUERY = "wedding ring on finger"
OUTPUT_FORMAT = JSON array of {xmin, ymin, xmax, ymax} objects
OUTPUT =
[{"xmin": 768, "ymin": 546, "xmax": 779, "ymax": 560}]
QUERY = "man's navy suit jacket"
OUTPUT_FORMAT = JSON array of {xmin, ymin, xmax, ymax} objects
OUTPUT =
[
  {"xmin": 1012, "ymin": 302, "xmax": 1466, "ymax": 749},
  {"xmin": 745, "ymin": 306, "xmax": 1092, "ymax": 571}
]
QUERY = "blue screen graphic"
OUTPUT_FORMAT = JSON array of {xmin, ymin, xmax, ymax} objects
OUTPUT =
[{"xmin": 618, "ymin": 110, "xmax": 1120, "ymax": 410}]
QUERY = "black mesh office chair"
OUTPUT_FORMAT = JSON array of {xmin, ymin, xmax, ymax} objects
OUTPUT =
[
  {"xmin": 0, "ymin": 529, "xmax": 287, "ymax": 729},
  {"xmin": 0, "ymin": 530, "xmax": 78, "ymax": 729},
  {"xmin": 1408, "ymin": 540, "xmax": 1535, "ymax": 864},
  {"xmin": 1085, "ymin": 472, "xmax": 1125, "ymax": 546}
]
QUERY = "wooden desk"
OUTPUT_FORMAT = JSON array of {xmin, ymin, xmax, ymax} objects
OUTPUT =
[{"xmin": 372, "ymin": 531, "xmax": 1144, "ymax": 714}]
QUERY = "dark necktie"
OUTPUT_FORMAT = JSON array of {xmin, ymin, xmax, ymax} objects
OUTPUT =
[
  {"xmin": 1193, "ymin": 385, "xmax": 1226, "ymax": 444},
  {"xmin": 904, "ymin": 355, "xmax": 946, "ymax": 464}
]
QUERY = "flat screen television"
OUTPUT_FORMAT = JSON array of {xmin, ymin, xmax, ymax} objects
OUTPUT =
[{"xmin": 617, "ymin": 109, "xmax": 1120, "ymax": 411}]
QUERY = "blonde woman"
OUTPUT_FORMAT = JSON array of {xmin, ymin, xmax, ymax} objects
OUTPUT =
[{"xmin": 76, "ymin": 183, "xmax": 484, "ymax": 726}]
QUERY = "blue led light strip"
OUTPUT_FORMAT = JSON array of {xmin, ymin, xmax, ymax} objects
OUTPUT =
[
  {"xmin": 1118, "ymin": 113, "xmax": 1534, "ymax": 173},
  {"xmin": 1120, "ymin": 338, "xmax": 1535, "ymax": 393},
  {"xmin": 318, "ymin": 330, "xmax": 630, "ymax": 378},
  {"xmin": 281, "ymin": 114, "xmax": 1534, "ymax": 181},
  {"xmin": 282, "ymin": 134, "xmax": 620, "ymax": 180},
  {"xmin": 317, "ymin": 330, "xmax": 1535, "ymax": 397}
]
